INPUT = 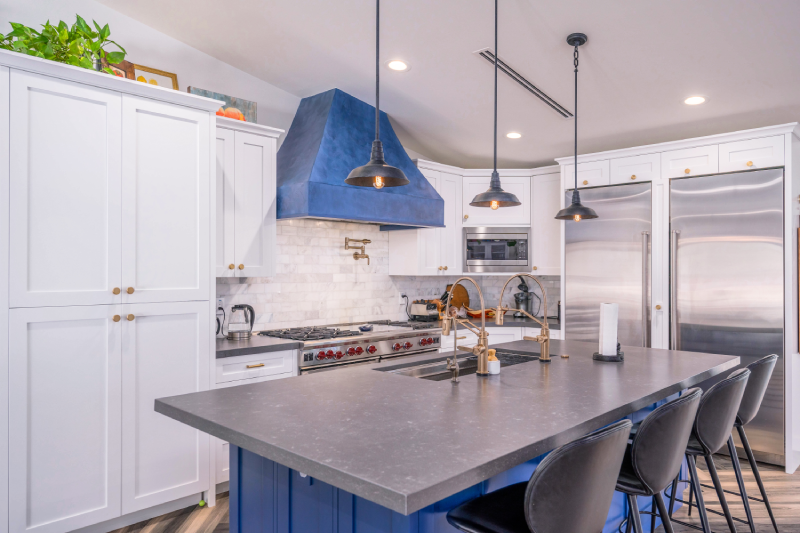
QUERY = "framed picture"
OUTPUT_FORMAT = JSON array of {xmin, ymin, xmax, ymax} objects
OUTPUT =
[
  {"xmin": 101, "ymin": 58, "xmax": 135, "ymax": 80},
  {"xmin": 133, "ymin": 64, "xmax": 179, "ymax": 90},
  {"xmin": 187, "ymin": 87, "xmax": 257, "ymax": 122}
]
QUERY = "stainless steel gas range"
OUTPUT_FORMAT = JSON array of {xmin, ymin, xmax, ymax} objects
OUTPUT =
[{"xmin": 259, "ymin": 320, "xmax": 442, "ymax": 374}]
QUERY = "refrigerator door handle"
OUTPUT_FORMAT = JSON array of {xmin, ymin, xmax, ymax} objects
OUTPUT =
[
  {"xmin": 670, "ymin": 230, "xmax": 680, "ymax": 350},
  {"xmin": 642, "ymin": 231, "xmax": 650, "ymax": 348}
]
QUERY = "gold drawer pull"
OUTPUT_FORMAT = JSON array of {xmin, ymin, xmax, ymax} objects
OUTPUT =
[
  {"xmin": 630, "ymin": 175, "xmax": 637, "ymax": 180},
  {"xmin": 112, "ymin": 287, "xmax": 120, "ymax": 295},
  {"xmin": 127, "ymin": 314, "xmax": 135, "ymax": 321},
  {"xmin": 246, "ymin": 363, "xmax": 265, "ymax": 369},
  {"xmin": 533, "ymin": 266, "xmax": 538, "ymax": 270},
  {"xmin": 464, "ymin": 214, "xmax": 469, "ymax": 220},
  {"xmin": 655, "ymin": 305, "xmax": 662, "ymax": 310},
  {"xmin": 238, "ymin": 264, "xmax": 245, "ymax": 270},
  {"xmin": 582, "ymin": 180, "xmax": 589, "ymax": 185},
  {"xmin": 746, "ymin": 161, "xmax": 754, "ymax": 167},
  {"xmin": 228, "ymin": 264, "xmax": 235, "ymax": 270},
  {"xmin": 126, "ymin": 287, "xmax": 135, "ymax": 294},
  {"xmin": 456, "ymin": 336, "xmax": 466, "ymax": 340},
  {"xmin": 113, "ymin": 315, "xmax": 121, "ymax": 322},
  {"xmin": 443, "ymin": 266, "xmax": 448, "ymax": 270},
  {"xmin": 684, "ymin": 168, "xmax": 691, "ymax": 174},
  {"xmin": 438, "ymin": 266, "xmax": 443, "ymax": 270}
]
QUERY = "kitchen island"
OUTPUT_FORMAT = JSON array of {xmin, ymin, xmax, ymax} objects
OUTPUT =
[{"xmin": 156, "ymin": 339, "xmax": 738, "ymax": 533}]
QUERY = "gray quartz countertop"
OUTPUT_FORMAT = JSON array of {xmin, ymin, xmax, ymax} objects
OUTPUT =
[
  {"xmin": 157, "ymin": 339, "xmax": 737, "ymax": 515},
  {"xmin": 216, "ymin": 336, "xmax": 302, "ymax": 359}
]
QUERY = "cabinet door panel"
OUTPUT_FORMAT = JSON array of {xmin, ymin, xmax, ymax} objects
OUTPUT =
[
  {"xmin": 531, "ymin": 173, "xmax": 561, "ymax": 276},
  {"xmin": 438, "ymin": 172, "xmax": 461, "ymax": 275},
  {"xmin": 610, "ymin": 153, "xmax": 661, "ymax": 184},
  {"xmin": 9, "ymin": 306, "xmax": 121, "ymax": 533},
  {"xmin": 9, "ymin": 70, "xmax": 121, "ymax": 308},
  {"xmin": 122, "ymin": 96, "xmax": 210, "ymax": 303},
  {"xmin": 216, "ymin": 128, "xmax": 235, "ymax": 277},
  {"xmin": 122, "ymin": 301, "xmax": 210, "ymax": 513},
  {"xmin": 719, "ymin": 135, "xmax": 784, "ymax": 172},
  {"xmin": 463, "ymin": 176, "xmax": 530, "ymax": 225},
  {"xmin": 233, "ymin": 131, "xmax": 275, "ymax": 277},
  {"xmin": 661, "ymin": 145, "xmax": 718, "ymax": 178},
  {"xmin": 418, "ymin": 170, "xmax": 441, "ymax": 275},
  {"xmin": 562, "ymin": 160, "xmax": 610, "ymax": 189}
]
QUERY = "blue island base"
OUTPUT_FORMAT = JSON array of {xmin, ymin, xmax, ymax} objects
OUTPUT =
[{"xmin": 229, "ymin": 445, "xmax": 686, "ymax": 533}]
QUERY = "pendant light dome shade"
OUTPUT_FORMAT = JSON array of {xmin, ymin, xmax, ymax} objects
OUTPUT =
[
  {"xmin": 345, "ymin": 140, "xmax": 409, "ymax": 188},
  {"xmin": 555, "ymin": 189, "xmax": 598, "ymax": 221},
  {"xmin": 469, "ymin": 171, "xmax": 521, "ymax": 208}
]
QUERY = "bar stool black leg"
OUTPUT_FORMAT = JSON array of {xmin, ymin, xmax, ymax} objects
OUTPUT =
[
  {"xmin": 625, "ymin": 509, "xmax": 633, "ymax": 533},
  {"xmin": 738, "ymin": 425, "xmax": 779, "ymax": 533},
  {"xmin": 668, "ymin": 476, "xmax": 679, "ymax": 516},
  {"xmin": 688, "ymin": 455, "xmax": 711, "ymax": 533},
  {"xmin": 650, "ymin": 496, "xmax": 656, "ymax": 533},
  {"xmin": 727, "ymin": 435, "xmax": 756, "ymax": 533},
  {"xmin": 628, "ymin": 494, "xmax": 644, "ymax": 533},
  {"xmin": 704, "ymin": 453, "xmax": 738, "ymax": 532},
  {"xmin": 688, "ymin": 473, "xmax": 694, "ymax": 516},
  {"xmin": 654, "ymin": 492, "xmax": 676, "ymax": 533}
]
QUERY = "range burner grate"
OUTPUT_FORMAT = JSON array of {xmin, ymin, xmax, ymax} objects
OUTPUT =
[{"xmin": 259, "ymin": 327, "xmax": 362, "ymax": 341}]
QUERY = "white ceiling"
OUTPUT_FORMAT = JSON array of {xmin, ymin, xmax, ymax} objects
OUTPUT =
[{"xmin": 98, "ymin": 0, "xmax": 800, "ymax": 168}]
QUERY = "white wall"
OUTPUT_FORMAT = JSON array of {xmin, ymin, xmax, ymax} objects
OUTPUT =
[{"xmin": 0, "ymin": 0, "xmax": 301, "ymax": 142}]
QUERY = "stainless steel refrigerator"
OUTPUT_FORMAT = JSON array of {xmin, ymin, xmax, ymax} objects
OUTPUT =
[
  {"xmin": 565, "ymin": 182, "xmax": 652, "ymax": 348},
  {"xmin": 671, "ymin": 169, "xmax": 784, "ymax": 465}
]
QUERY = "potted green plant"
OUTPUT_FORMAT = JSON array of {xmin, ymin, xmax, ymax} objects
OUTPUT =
[{"xmin": 0, "ymin": 15, "xmax": 126, "ymax": 74}]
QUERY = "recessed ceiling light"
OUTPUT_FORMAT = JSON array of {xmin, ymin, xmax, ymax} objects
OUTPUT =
[
  {"xmin": 684, "ymin": 96, "xmax": 706, "ymax": 105},
  {"xmin": 386, "ymin": 60, "xmax": 409, "ymax": 71},
  {"xmin": 506, "ymin": 132, "xmax": 522, "ymax": 139}
]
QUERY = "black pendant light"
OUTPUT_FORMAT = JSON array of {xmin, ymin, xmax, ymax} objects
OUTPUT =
[
  {"xmin": 555, "ymin": 33, "xmax": 598, "ymax": 222},
  {"xmin": 469, "ymin": 0, "xmax": 521, "ymax": 210},
  {"xmin": 345, "ymin": 0, "xmax": 409, "ymax": 189}
]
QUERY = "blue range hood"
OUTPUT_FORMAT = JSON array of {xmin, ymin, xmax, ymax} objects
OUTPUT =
[{"xmin": 276, "ymin": 89, "xmax": 444, "ymax": 228}]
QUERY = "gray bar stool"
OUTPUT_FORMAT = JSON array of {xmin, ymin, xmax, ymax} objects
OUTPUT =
[
  {"xmin": 446, "ymin": 419, "xmax": 632, "ymax": 533},
  {"xmin": 616, "ymin": 388, "xmax": 702, "ymax": 533},
  {"xmin": 667, "ymin": 368, "xmax": 751, "ymax": 533}
]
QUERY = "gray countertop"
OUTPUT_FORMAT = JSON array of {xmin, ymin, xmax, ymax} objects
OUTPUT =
[
  {"xmin": 216, "ymin": 336, "xmax": 302, "ymax": 359},
  {"xmin": 158, "ymin": 339, "xmax": 737, "ymax": 514}
]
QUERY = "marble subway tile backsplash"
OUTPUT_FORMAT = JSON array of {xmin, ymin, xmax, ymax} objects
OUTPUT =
[{"xmin": 217, "ymin": 219, "xmax": 560, "ymax": 331}]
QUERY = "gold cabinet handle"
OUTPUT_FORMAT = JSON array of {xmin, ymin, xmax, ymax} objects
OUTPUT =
[
  {"xmin": 655, "ymin": 305, "xmax": 662, "ymax": 310},
  {"xmin": 746, "ymin": 161, "xmax": 754, "ymax": 167},
  {"xmin": 127, "ymin": 314, "xmax": 135, "ymax": 321},
  {"xmin": 238, "ymin": 264, "xmax": 244, "ymax": 270},
  {"xmin": 533, "ymin": 266, "xmax": 538, "ymax": 270},
  {"xmin": 228, "ymin": 264, "xmax": 235, "ymax": 270},
  {"xmin": 246, "ymin": 363, "xmax": 265, "ymax": 369},
  {"xmin": 684, "ymin": 168, "xmax": 691, "ymax": 174},
  {"xmin": 456, "ymin": 336, "xmax": 466, "ymax": 340},
  {"xmin": 112, "ymin": 287, "xmax": 120, "ymax": 295},
  {"xmin": 438, "ymin": 266, "xmax": 443, "ymax": 270},
  {"xmin": 113, "ymin": 315, "xmax": 121, "ymax": 322},
  {"xmin": 582, "ymin": 180, "xmax": 589, "ymax": 185},
  {"xmin": 126, "ymin": 287, "xmax": 135, "ymax": 294},
  {"xmin": 463, "ymin": 214, "xmax": 469, "ymax": 220},
  {"xmin": 443, "ymin": 266, "xmax": 448, "ymax": 270},
  {"xmin": 630, "ymin": 175, "xmax": 637, "ymax": 180}
]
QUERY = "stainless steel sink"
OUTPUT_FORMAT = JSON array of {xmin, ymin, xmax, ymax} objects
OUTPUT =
[{"xmin": 378, "ymin": 351, "xmax": 538, "ymax": 381}]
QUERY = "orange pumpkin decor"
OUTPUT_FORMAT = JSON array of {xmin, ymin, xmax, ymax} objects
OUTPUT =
[
  {"xmin": 223, "ymin": 107, "xmax": 246, "ymax": 121},
  {"xmin": 216, "ymin": 108, "xmax": 225, "ymax": 117}
]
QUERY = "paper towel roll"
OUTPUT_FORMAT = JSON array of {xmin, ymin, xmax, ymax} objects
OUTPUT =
[{"xmin": 599, "ymin": 303, "xmax": 619, "ymax": 356}]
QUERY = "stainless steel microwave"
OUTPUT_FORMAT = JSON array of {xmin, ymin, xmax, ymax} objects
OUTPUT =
[{"xmin": 463, "ymin": 227, "xmax": 532, "ymax": 273}]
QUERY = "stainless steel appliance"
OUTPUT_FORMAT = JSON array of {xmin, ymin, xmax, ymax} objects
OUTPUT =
[
  {"xmin": 564, "ymin": 182, "xmax": 652, "ymax": 347},
  {"xmin": 463, "ymin": 227, "xmax": 532, "ymax": 273},
  {"xmin": 670, "ymin": 169, "xmax": 784, "ymax": 465},
  {"xmin": 410, "ymin": 301, "xmax": 439, "ymax": 321},
  {"xmin": 227, "ymin": 304, "xmax": 255, "ymax": 340},
  {"xmin": 259, "ymin": 320, "xmax": 441, "ymax": 374}
]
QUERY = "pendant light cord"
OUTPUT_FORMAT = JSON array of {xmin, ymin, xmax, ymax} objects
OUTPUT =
[
  {"xmin": 375, "ymin": 0, "xmax": 380, "ymax": 142},
  {"xmin": 493, "ymin": 0, "xmax": 498, "ymax": 174},
  {"xmin": 573, "ymin": 44, "xmax": 578, "ymax": 190}
]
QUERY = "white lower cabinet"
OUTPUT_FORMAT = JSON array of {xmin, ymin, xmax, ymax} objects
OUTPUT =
[
  {"xmin": 9, "ymin": 302, "xmax": 210, "ymax": 532},
  {"xmin": 439, "ymin": 326, "xmax": 561, "ymax": 353}
]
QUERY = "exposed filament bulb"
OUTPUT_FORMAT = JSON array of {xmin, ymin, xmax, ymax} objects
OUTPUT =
[
  {"xmin": 573, "ymin": 214, "xmax": 582, "ymax": 222},
  {"xmin": 373, "ymin": 176, "xmax": 385, "ymax": 189},
  {"xmin": 490, "ymin": 200, "xmax": 499, "ymax": 210}
]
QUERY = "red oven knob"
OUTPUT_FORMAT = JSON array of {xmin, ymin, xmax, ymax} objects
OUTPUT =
[
  {"xmin": 347, "ymin": 347, "xmax": 356, "ymax": 356},
  {"xmin": 334, "ymin": 350, "xmax": 344, "ymax": 360},
  {"xmin": 392, "ymin": 343, "xmax": 401, "ymax": 352},
  {"xmin": 427, "ymin": 337, "xmax": 434, "ymax": 345},
  {"xmin": 316, "ymin": 351, "xmax": 326, "ymax": 361},
  {"xmin": 355, "ymin": 346, "xmax": 364, "ymax": 355},
  {"xmin": 419, "ymin": 338, "xmax": 428, "ymax": 346},
  {"xmin": 403, "ymin": 342, "xmax": 413, "ymax": 350},
  {"xmin": 326, "ymin": 350, "xmax": 335, "ymax": 359},
  {"xmin": 367, "ymin": 345, "xmax": 377, "ymax": 354}
]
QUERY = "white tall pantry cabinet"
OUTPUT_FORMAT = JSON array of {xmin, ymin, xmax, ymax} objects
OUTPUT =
[{"xmin": 0, "ymin": 50, "xmax": 219, "ymax": 533}]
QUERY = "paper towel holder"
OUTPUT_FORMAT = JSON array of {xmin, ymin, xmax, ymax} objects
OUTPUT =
[{"xmin": 593, "ymin": 343, "xmax": 624, "ymax": 363}]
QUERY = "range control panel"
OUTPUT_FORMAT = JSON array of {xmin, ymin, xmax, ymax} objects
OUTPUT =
[{"xmin": 299, "ymin": 333, "xmax": 440, "ymax": 368}]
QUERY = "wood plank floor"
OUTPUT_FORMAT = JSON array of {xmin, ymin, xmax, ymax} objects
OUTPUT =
[{"xmin": 109, "ymin": 457, "xmax": 798, "ymax": 533}]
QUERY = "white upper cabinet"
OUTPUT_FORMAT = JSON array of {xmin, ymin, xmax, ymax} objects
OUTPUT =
[
  {"xmin": 610, "ymin": 153, "xmax": 661, "ymax": 184},
  {"xmin": 462, "ymin": 175, "xmax": 530, "ymax": 225},
  {"xmin": 121, "ymin": 301, "xmax": 210, "ymax": 514},
  {"xmin": 661, "ymin": 145, "xmax": 719, "ymax": 178},
  {"xmin": 122, "ymin": 96, "xmax": 210, "ymax": 303},
  {"xmin": 9, "ymin": 71, "xmax": 122, "ymax": 308},
  {"xmin": 9, "ymin": 305, "xmax": 122, "ymax": 533},
  {"xmin": 439, "ymin": 172, "xmax": 461, "ymax": 274},
  {"xmin": 719, "ymin": 135, "xmax": 785, "ymax": 172},
  {"xmin": 216, "ymin": 119, "xmax": 280, "ymax": 278},
  {"xmin": 531, "ymin": 173, "xmax": 561, "ymax": 276},
  {"xmin": 562, "ymin": 160, "xmax": 610, "ymax": 189}
]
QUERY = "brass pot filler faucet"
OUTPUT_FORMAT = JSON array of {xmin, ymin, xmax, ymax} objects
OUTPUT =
[
  {"xmin": 345, "ymin": 237, "xmax": 371, "ymax": 265},
  {"xmin": 442, "ymin": 273, "xmax": 551, "ymax": 383}
]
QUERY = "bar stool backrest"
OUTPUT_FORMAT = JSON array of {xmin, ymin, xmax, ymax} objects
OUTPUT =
[
  {"xmin": 695, "ymin": 368, "xmax": 750, "ymax": 454},
  {"xmin": 737, "ymin": 354, "xmax": 778, "ymax": 426},
  {"xmin": 631, "ymin": 388, "xmax": 702, "ymax": 494},
  {"xmin": 524, "ymin": 419, "xmax": 631, "ymax": 533}
]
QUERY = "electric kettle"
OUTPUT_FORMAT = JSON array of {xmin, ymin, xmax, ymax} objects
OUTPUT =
[{"xmin": 227, "ymin": 304, "xmax": 255, "ymax": 340}]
